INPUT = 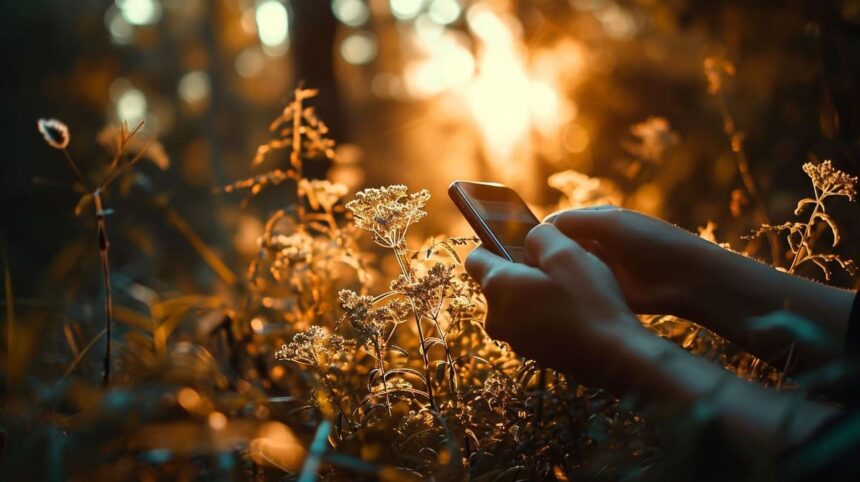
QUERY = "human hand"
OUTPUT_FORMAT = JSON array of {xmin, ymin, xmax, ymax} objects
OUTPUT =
[
  {"xmin": 546, "ymin": 206, "xmax": 726, "ymax": 319},
  {"xmin": 546, "ymin": 206, "xmax": 856, "ymax": 370},
  {"xmin": 465, "ymin": 223, "xmax": 644, "ymax": 384}
]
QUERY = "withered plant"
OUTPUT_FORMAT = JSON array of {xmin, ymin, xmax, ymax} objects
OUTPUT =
[{"xmin": 37, "ymin": 118, "xmax": 162, "ymax": 386}]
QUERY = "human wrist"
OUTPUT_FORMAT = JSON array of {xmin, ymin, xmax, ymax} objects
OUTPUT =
[
  {"xmin": 598, "ymin": 321, "xmax": 677, "ymax": 398},
  {"xmin": 670, "ymin": 239, "xmax": 738, "ymax": 321}
]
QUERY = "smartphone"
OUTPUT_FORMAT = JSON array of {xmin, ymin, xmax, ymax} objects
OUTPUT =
[{"xmin": 448, "ymin": 181, "xmax": 540, "ymax": 263}]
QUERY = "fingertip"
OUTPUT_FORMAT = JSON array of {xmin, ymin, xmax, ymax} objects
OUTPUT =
[
  {"xmin": 465, "ymin": 246, "xmax": 499, "ymax": 279},
  {"xmin": 542, "ymin": 210, "xmax": 563, "ymax": 223}
]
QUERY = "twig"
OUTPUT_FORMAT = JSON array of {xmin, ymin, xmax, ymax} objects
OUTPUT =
[
  {"xmin": 93, "ymin": 191, "xmax": 113, "ymax": 387},
  {"xmin": 712, "ymin": 91, "xmax": 782, "ymax": 266}
]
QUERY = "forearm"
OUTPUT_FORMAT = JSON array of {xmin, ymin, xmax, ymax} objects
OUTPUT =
[
  {"xmin": 681, "ymin": 244, "xmax": 854, "ymax": 370},
  {"xmin": 604, "ymin": 326, "xmax": 840, "ymax": 457}
]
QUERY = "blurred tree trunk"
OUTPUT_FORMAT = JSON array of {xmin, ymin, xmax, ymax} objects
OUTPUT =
[{"xmin": 290, "ymin": 0, "xmax": 344, "ymax": 181}]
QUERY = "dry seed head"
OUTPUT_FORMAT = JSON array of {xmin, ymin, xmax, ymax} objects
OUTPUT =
[
  {"xmin": 346, "ymin": 185, "xmax": 430, "ymax": 247},
  {"xmin": 37, "ymin": 118, "xmax": 70, "ymax": 149},
  {"xmin": 627, "ymin": 116, "xmax": 679, "ymax": 163},
  {"xmin": 802, "ymin": 160, "xmax": 858, "ymax": 200},
  {"xmin": 548, "ymin": 169, "xmax": 622, "ymax": 208},
  {"xmin": 303, "ymin": 179, "xmax": 348, "ymax": 211},
  {"xmin": 275, "ymin": 325, "xmax": 353, "ymax": 366},
  {"xmin": 339, "ymin": 289, "xmax": 408, "ymax": 346},
  {"xmin": 703, "ymin": 57, "xmax": 735, "ymax": 95}
]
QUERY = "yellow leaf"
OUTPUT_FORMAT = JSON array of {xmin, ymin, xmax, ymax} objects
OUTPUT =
[{"xmin": 74, "ymin": 193, "xmax": 93, "ymax": 216}]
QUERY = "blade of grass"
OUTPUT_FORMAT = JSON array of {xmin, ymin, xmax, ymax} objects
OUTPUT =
[
  {"xmin": 62, "ymin": 327, "xmax": 107, "ymax": 378},
  {"xmin": 3, "ymin": 246, "xmax": 14, "ymax": 374},
  {"xmin": 164, "ymin": 207, "xmax": 237, "ymax": 285}
]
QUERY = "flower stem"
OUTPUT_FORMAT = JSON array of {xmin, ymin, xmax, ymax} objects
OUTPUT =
[
  {"xmin": 713, "ymin": 92, "xmax": 781, "ymax": 266},
  {"xmin": 393, "ymin": 246, "xmax": 438, "ymax": 411},
  {"xmin": 94, "ymin": 192, "xmax": 113, "ymax": 387}
]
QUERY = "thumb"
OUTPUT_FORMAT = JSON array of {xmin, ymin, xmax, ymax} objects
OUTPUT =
[
  {"xmin": 544, "ymin": 206, "xmax": 622, "ymax": 242},
  {"xmin": 524, "ymin": 223, "xmax": 588, "ymax": 277}
]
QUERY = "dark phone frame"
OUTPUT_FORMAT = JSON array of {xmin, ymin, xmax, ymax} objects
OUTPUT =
[{"xmin": 448, "ymin": 180, "xmax": 539, "ymax": 263}]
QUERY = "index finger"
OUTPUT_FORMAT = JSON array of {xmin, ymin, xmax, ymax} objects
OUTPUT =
[{"xmin": 464, "ymin": 246, "xmax": 505, "ymax": 283}]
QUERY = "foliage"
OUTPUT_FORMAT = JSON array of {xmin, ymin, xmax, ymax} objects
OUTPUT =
[{"xmin": 7, "ymin": 73, "xmax": 859, "ymax": 481}]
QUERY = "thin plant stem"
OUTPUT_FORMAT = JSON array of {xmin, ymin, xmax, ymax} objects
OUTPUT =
[
  {"xmin": 779, "ymin": 186, "xmax": 826, "ymax": 389},
  {"xmin": 428, "ymin": 294, "xmax": 459, "ymax": 398},
  {"xmin": 713, "ymin": 94, "xmax": 782, "ymax": 266},
  {"xmin": 93, "ymin": 192, "xmax": 113, "ymax": 387},
  {"xmin": 291, "ymin": 91, "xmax": 307, "ymax": 225},
  {"xmin": 312, "ymin": 355, "xmax": 354, "ymax": 435},
  {"xmin": 374, "ymin": 337, "xmax": 392, "ymax": 416},
  {"xmin": 392, "ymin": 245, "xmax": 438, "ymax": 412},
  {"xmin": 61, "ymin": 148, "xmax": 88, "ymax": 189}
]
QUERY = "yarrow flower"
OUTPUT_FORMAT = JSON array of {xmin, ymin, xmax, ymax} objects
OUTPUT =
[
  {"xmin": 802, "ymin": 160, "xmax": 857, "ymax": 201},
  {"xmin": 302, "ymin": 179, "xmax": 348, "ymax": 211},
  {"xmin": 270, "ymin": 231, "xmax": 314, "ymax": 273},
  {"xmin": 703, "ymin": 57, "xmax": 735, "ymax": 95},
  {"xmin": 345, "ymin": 185, "xmax": 430, "ymax": 248},
  {"xmin": 338, "ymin": 289, "xmax": 408, "ymax": 348},
  {"xmin": 391, "ymin": 264, "xmax": 454, "ymax": 319},
  {"xmin": 627, "ymin": 116, "xmax": 679, "ymax": 163},
  {"xmin": 548, "ymin": 169, "xmax": 622, "ymax": 209},
  {"xmin": 37, "ymin": 118, "xmax": 70, "ymax": 149},
  {"xmin": 275, "ymin": 325, "xmax": 353, "ymax": 367}
]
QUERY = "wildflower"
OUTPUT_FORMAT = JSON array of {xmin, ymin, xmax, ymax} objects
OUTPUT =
[
  {"xmin": 346, "ymin": 185, "xmax": 430, "ymax": 248},
  {"xmin": 392, "ymin": 263, "xmax": 454, "ymax": 319},
  {"xmin": 751, "ymin": 160, "xmax": 857, "ymax": 280},
  {"xmin": 339, "ymin": 289, "xmax": 408, "ymax": 348},
  {"xmin": 548, "ymin": 169, "xmax": 622, "ymax": 209},
  {"xmin": 483, "ymin": 371, "xmax": 517, "ymax": 411},
  {"xmin": 371, "ymin": 377, "xmax": 412, "ymax": 394},
  {"xmin": 37, "ymin": 118, "xmax": 70, "ymax": 149},
  {"xmin": 302, "ymin": 179, "xmax": 348, "ymax": 211},
  {"xmin": 271, "ymin": 231, "xmax": 314, "ymax": 265},
  {"xmin": 801, "ymin": 160, "xmax": 857, "ymax": 201},
  {"xmin": 626, "ymin": 116, "xmax": 679, "ymax": 163},
  {"xmin": 275, "ymin": 325, "xmax": 353, "ymax": 367},
  {"xmin": 703, "ymin": 57, "xmax": 735, "ymax": 95}
]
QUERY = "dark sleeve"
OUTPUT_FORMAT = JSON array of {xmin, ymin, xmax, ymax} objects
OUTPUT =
[
  {"xmin": 833, "ymin": 291, "xmax": 860, "ymax": 409},
  {"xmin": 777, "ymin": 292, "xmax": 860, "ymax": 480},
  {"xmin": 782, "ymin": 411, "xmax": 860, "ymax": 481},
  {"xmin": 844, "ymin": 291, "xmax": 860, "ymax": 361}
]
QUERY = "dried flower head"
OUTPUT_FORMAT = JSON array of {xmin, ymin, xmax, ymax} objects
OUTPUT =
[
  {"xmin": 548, "ymin": 169, "xmax": 622, "ymax": 209},
  {"xmin": 626, "ymin": 116, "xmax": 679, "ymax": 163},
  {"xmin": 272, "ymin": 231, "xmax": 314, "ymax": 264},
  {"xmin": 275, "ymin": 325, "xmax": 354, "ymax": 367},
  {"xmin": 751, "ymin": 160, "xmax": 857, "ymax": 280},
  {"xmin": 339, "ymin": 289, "xmax": 408, "ymax": 347},
  {"xmin": 703, "ymin": 57, "xmax": 735, "ymax": 95},
  {"xmin": 802, "ymin": 160, "xmax": 857, "ymax": 201},
  {"xmin": 346, "ymin": 185, "xmax": 430, "ymax": 248},
  {"xmin": 303, "ymin": 179, "xmax": 348, "ymax": 211},
  {"xmin": 483, "ymin": 371, "xmax": 517, "ymax": 411},
  {"xmin": 392, "ymin": 263, "xmax": 454, "ymax": 318},
  {"xmin": 37, "ymin": 118, "xmax": 70, "ymax": 149}
]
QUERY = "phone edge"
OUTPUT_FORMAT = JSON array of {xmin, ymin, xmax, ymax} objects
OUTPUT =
[{"xmin": 447, "ymin": 181, "xmax": 515, "ymax": 262}]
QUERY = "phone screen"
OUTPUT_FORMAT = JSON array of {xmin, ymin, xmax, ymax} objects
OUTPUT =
[{"xmin": 449, "ymin": 182, "xmax": 540, "ymax": 262}]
